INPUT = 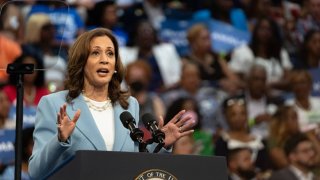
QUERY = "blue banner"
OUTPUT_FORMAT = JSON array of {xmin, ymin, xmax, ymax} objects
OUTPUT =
[
  {"xmin": 159, "ymin": 19, "xmax": 251, "ymax": 56},
  {"xmin": 9, "ymin": 105, "xmax": 36, "ymax": 129},
  {"xmin": 0, "ymin": 129, "xmax": 15, "ymax": 165},
  {"xmin": 208, "ymin": 20, "xmax": 251, "ymax": 54}
]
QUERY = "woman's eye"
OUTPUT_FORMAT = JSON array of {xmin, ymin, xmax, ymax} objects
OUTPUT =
[
  {"xmin": 91, "ymin": 51, "xmax": 99, "ymax": 56},
  {"xmin": 107, "ymin": 51, "xmax": 114, "ymax": 57}
]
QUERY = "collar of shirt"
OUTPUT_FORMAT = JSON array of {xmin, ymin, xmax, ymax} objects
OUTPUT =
[{"xmin": 290, "ymin": 165, "xmax": 314, "ymax": 180}]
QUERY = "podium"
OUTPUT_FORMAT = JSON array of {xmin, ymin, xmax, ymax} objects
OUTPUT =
[{"xmin": 49, "ymin": 151, "xmax": 228, "ymax": 180}]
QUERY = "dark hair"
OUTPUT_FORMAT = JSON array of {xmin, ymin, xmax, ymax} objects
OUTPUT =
[
  {"xmin": 8, "ymin": 50, "xmax": 45, "ymax": 87},
  {"xmin": 222, "ymin": 95, "xmax": 246, "ymax": 114},
  {"xmin": 86, "ymin": 0, "xmax": 115, "ymax": 27},
  {"xmin": 250, "ymin": 16, "xmax": 282, "ymax": 61},
  {"xmin": 284, "ymin": 133, "xmax": 309, "ymax": 157},
  {"xmin": 64, "ymin": 28, "xmax": 129, "ymax": 109},
  {"xmin": 164, "ymin": 97, "xmax": 201, "ymax": 130},
  {"xmin": 227, "ymin": 147, "xmax": 252, "ymax": 164},
  {"xmin": 299, "ymin": 29, "xmax": 320, "ymax": 68}
]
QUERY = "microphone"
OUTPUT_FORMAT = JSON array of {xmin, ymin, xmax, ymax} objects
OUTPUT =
[
  {"xmin": 141, "ymin": 113, "xmax": 165, "ymax": 144},
  {"xmin": 120, "ymin": 111, "xmax": 144, "ymax": 144}
]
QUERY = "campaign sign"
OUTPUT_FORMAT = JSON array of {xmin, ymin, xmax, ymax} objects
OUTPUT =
[
  {"xmin": 208, "ymin": 20, "xmax": 251, "ymax": 54},
  {"xmin": 309, "ymin": 68, "xmax": 320, "ymax": 97},
  {"xmin": 159, "ymin": 19, "xmax": 191, "ymax": 56},
  {"xmin": 160, "ymin": 18, "xmax": 251, "ymax": 56},
  {"xmin": 9, "ymin": 105, "xmax": 37, "ymax": 129},
  {"xmin": 0, "ymin": 129, "xmax": 15, "ymax": 165}
]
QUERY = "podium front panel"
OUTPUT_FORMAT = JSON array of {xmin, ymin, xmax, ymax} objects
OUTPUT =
[{"xmin": 49, "ymin": 150, "xmax": 227, "ymax": 180}]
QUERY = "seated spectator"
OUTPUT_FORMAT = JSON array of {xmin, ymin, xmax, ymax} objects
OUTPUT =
[
  {"xmin": 184, "ymin": 23, "xmax": 241, "ymax": 95},
  {"xmin": 285, "ymin": 70, "xmax": 320, "ymax": 132},
  {"xmin": 294, "ymin": 29, "xmax": 320, "ymax": 69},
  {"xmin": 269, "ymin": 133, "xmax": 319, "ymax": 180},
  {"xmin": 229, "ymin": 17, "xmax": 292, "ymax": 93},
  {"xmin": 172, "ymin": 134, "xmax": 197, "ymax": 155},
  {"xmin": 120, "ymin": 20, "xmax": 181, "ymax": 91},
  {"xmin": 210, "ymin": 0, "xmax": 249, "ymax": 31},
  {"xmin": 165, "ymin": 97, "xmax": 213, "ymax": 156},
  {"xmin": 3, "ymin": 51, "xmax": 49, "ymax": 128},
  {"xmin": 0, "ymin": 127, "xmax": 34, "ymax": 180},
  {"xmin": 227, "ymin": 148, "xmax": 258, "ymax": 180},
  {"xmin": 86, "ymin": 1, "xmax": 128, "ymax": 47},
  {"xmin": 215, "ymin": 96, "xmax": 270, "ymax": 171},
  {"xmin": 243, "ymin": 64, "xmax": 282, "ymax": 139},
  {"xmin": 268, "ymin": 105, "xmax": 300, "ymax": 169},
  {"xmin": 125, "ymin": 60, "xmax": 165, "ymax": 126},
  {"xmin": 296, "ymin": 0, "xmax": 320, "ymax": 43},
  {"xmin": 23, "ymin": 13, "xmax": 67, "ymax": 92},
  {"xmin": 162, "ymin": 63, "xmax": 228, "ymax": 134}
]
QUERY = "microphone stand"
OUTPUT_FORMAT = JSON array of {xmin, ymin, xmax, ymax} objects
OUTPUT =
[{"xmin": 6, "ymin": 63, "xmax": 34, "ymax": 180}]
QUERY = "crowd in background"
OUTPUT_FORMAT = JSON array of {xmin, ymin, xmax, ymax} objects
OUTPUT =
[{"xmin": 0, "ymin": 0, "xmax": 320, "ymax": 179}]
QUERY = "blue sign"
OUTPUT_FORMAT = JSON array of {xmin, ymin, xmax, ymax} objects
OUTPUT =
[
  {"xmin": 9, "ymin": 105, "xmax": 36, "ymax": 129},
  {"xmin": 309, "ymin": 68, "xmax": 320, "ymax": 96},
  {"xmin": 0, "ymin": 129, "xmax": 15, "ymax": 165},
  {"xmin": 160, "ymin": 19, "xmax": 191, "ymax": 56},
  {"xmin": 209, "ymin": 20, "xmax": 251, "ymax": 54},
  {"xmin": 159, "ymin": 19, "xmax": 251, "ymax": 56}
]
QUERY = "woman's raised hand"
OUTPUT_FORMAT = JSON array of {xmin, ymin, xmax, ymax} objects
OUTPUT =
[{"xmin": 57, "ymin": 104, "xmax": 81, "ymax": 142}]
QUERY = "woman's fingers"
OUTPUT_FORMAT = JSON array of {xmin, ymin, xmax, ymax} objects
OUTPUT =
[
  {"xmin": 158, "ymin": 115, "xmax": 164, "ymax": 128},
  {"xmin": 170, "ymin": 110, "xmax": 186, "ymax": 124},
  {"xmin": 72, "ymin": 109, "xmax": 81, "ymax": 123}
]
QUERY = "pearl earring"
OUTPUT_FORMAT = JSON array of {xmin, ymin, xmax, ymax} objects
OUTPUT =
[{"xmin": 114, "ymin": 70, "xmax": 117, "ymax": 74}]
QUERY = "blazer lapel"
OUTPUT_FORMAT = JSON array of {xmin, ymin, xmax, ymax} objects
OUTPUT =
[
  {"xmin": 66, "ymin": 94, "xmax": 107, "ymax": 150},
  {"xmin": 112, "ymin": 103, "xmax": 129, "ymax": 151}
]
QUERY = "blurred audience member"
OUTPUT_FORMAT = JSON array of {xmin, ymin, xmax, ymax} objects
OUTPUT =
[
  {"xmin": 210, "ymin": 0, "xmax": 249, "ymax": 31},
  {"xmin": 268, "ymin": 105, "xmax": 300, "ymax": 169},
  {"xmin": 184, "ymin": 23, "xmax": 241, "ymax": 95},
  {"xmin": 296, "ymin": 0, "xmax": 320, "ymax": 42},
  {"xmin": 0, "ymin": 127, "xmax": 34, "ymax": 180},
  {"xmin": 172, "ymin": 134, "xmax": 197, "ymax": 155},
  {"xmin": 24, "ymin": 13, "xmax": 67, "ymax": 92},
  {"xmin": 86, "ymin": 1, "xmax": 128, "ymax": 46},
  {"xmin": 162, "ymin": 63, "xmax": 227, "ymax": 134},
  {"xmin": 285, "ymin": 70, "xmax": 320, "ymax": 132},
  {"xmin": 227, "ymin": 148, "xmax": 258, "ymax": 180},
  {"xmin": 125, "ymin": 60, "xmax": 165, "ymax": 123},
  {"xmin": 269, "ymin": 133, "xmax": 319, "ymax": 180},
  {"xmin": 3, "ymin": 51, "xmax": 49, "ymax": 128},
  {"xmin": 215, "ymin": 96, "xmax": 270, "ymax": 171},
  {"xmin": 165, "ymin": 97, "xmax": 213, "ymax": 156},
  {"xmin": 120, "ymin": 20, "xmax": 181, "ymax": 91},
  {"xmin": 294, "ymin": 30, "xmax": 320, "ymax": 69},
  {"xmin": 243, "ymin": 65, "xmax": 282, "ymax": 139},
  {"xmin": 229, "ymin": 17, "xmax": 292, "ymax": 92},
  {"xmin": 28, "ymin": 1, "xmax": 85, "ymax": 47}
]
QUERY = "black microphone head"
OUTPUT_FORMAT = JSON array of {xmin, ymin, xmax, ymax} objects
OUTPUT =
[
  {"xmin": 141, "ymin": 113, "xmax": 157, "ymax": 128},
  {"xmin": 120, "ymin": 111, "xmax": 135, "ymax": 129}
]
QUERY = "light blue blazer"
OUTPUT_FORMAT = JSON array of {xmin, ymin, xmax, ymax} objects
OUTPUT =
[{"xmin": 28, "ymin": 91, "xmax": 141, "ymax": 179}]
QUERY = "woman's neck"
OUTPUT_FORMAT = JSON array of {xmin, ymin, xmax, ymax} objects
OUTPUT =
[
  {"xmin": 192, "ymin": 49, "xmax": 207, "ymax": 60},
  {"xmin": 256, "ymin": 45, "xmax": 268, "ymax": 58},
  {"xmin": 83, "ymin": 86, "xmax": 109, "ymax": 102}
]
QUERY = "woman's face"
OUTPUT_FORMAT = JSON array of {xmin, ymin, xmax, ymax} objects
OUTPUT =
[
  {"xmin": 226, "ymin": 103, "xmax": 248, "ymax": 130},
  {"xmin": 256, "ymin": 19, "xmax": 272, "ymax": 44},
  {"xmin": 194, "ymin": 28, "xmax": 211, "ymax": 53},
  {"xmin": 84, "ymin": 35, "xmax": 116, "ymax": 89},
  {"xmin": 285, "ymin": 108, "xmax": 299, "ymax": 134},
  {"xmin": 23, "ymin": 57, "xmax": 38, "ymax": 84},
  {"xmin": 291, "ymin": 75, "xmax": 312, "ymax": 98},
  {"xmin": 307, "ymin": 32, "xmax": 320, "ymax": 57}
]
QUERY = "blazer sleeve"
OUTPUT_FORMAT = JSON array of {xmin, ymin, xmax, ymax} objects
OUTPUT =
[{"xmin": 28, "ymin": 96, "xmax": 72, "ymax": 179}]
